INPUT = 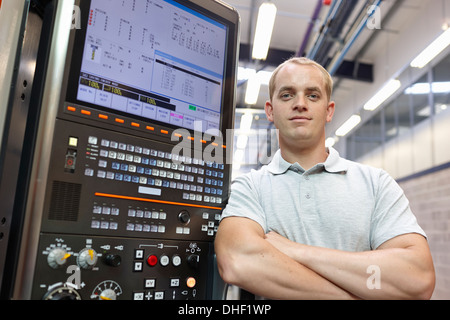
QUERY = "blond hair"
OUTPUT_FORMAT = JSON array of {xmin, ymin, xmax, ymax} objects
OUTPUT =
[{"xmin": 268, "ymin": 57, "xmax": 334, "ymax": 101}]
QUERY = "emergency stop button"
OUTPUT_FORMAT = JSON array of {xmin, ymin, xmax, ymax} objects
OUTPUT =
[{"xmin": 147, "ymin": 255, "xmax": 158, "ymax": 267}]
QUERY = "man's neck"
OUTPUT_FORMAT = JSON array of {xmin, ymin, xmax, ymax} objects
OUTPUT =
[{"xmin": 280, "ymin": 140, "xmax": 329, "ymax": 171}]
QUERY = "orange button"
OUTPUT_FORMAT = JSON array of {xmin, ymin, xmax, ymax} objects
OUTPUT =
[
  {"xmin": 115, "ymin": 118, "xmax": 125, "ymax": 124},
  {"xmin": 67, "ymin": 106, "xmax": 76, "ymax": 112},
  {"xmin": 81, "ymin": 110, "xmax": 91, "ymax": 116},
  {"xmin": 99, "ymin": 114, "xmax": 108, "ymax": 120},
  {"xmin": 186, "ymin": 277, "xmax": 196, "ymax": 288},
  {"xmin": 161, "ymin": 130, "xmax": 169, "ymax": 135}
]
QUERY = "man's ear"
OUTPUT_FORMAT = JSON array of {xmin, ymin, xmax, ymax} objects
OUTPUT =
[
  {"xmin": 326, "ymin": 101, "xmax": 335, "ymax": 123},
  {"xmin": 265, "ymin": 100, "xmax": 274, "ymax": 122}
]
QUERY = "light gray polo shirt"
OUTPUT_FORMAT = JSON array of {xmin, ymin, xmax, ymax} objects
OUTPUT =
[{"xmin": 222, "ymin": 147, "xmax": 425, "ymax": 251}]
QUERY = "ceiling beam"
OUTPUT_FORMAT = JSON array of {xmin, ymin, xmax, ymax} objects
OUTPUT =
[{"xmin": 239, "ymin": 44, "xmax": 373, "ymax": 82}]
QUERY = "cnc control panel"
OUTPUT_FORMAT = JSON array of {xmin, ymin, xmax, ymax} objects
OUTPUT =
[
  {"xmin": 9, "ymin": 0, "xmax": 239, "ymax": 300},
  {"xmin": 34, "ymin": 235, "xmax": 212, "ymax": 300}
]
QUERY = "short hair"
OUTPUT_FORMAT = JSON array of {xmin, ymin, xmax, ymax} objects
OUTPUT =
[{"xmin": 268, "ymin": 57, "xmax": 334, "ymax": 101}]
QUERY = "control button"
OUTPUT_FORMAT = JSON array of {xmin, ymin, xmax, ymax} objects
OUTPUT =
[
  {"xmin": 145, "ymin": 279, "xmax": 156, "ymax": 289},
  {"xmin": 133, "ymin": 292, "xmax": 144, "ymax": 300},
  {"xmin": 160, "ymin": 255, "xmax": 170, "ymax": 267},
  {"xmin": 154, "ymin": 291, "xmax": 165, "ymax": 300},
  {"xmin": 68, "ymin": 137, "xmax": 78, "ymax": 147},
  {"xmin": 135, "ymin": 249, "xmax": 144, "ymax": 259},
  {"xmin": 147, "ymin": 255, "xmax": 158, "ymax": 267},
  {"xmin": 133, "ymin": 261, "xmax": 143, "ymax": 272},
  {"xmin": 170, "ymin": 279, "xmax": 180, "ymax": 287},
  {"xmin": 172, "ymin": 255, "xmax": 182, "ymax": 267},
  {"xmin": 186, "ymin": 277, "xmax": 197, "ymax": 289}
]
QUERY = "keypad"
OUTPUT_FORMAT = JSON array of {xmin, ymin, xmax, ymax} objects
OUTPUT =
[{"xmin": 85, "ymin": 136, "xmax": 225, "ymax": 204}]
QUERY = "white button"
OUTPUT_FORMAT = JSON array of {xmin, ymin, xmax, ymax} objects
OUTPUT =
[
  {"xmin": 170, "ymin": 279, "xmax": 180, "ymax": 287},
  {"xmin": 88, "ymin": 136, "xmax": 98, "ymax": 145},
  {"xmin": 154, "ymin": 292, "xmax": 164, "ymax": 300},
  {"xmin": 135, "ymin": 250, "xmax": 144, "ymax": 259},
  {"xmin": 160, "ymin": 255, "xmax": 170, "ymax": 267},
  {"xmin": 145, "ymin": 279, "xmax": 156, "ymax": 288},
  {"xmin": 172, "ymin": 255, "xmax": 182, "ymax": 267}
]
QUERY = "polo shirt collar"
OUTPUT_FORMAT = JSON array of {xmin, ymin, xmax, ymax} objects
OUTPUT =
[{"xmin": 267, "ymin": 147, "xmax": 349, "ymax": 175}]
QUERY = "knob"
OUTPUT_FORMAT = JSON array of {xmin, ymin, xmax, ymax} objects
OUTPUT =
[
  {"xmin": 47, "ymin": 248, "xmax": 71, "ymax": 269},
  {"xmin": 178, "ymin": 210, "xmax": 191, "ymax": 225},
  {"xmin": 43, "ymin": 284, "xmax": 81, "ymax": 300},
  {"xmin": 98, "ymin": 288, "xmax": 117, "ymax": 301},
  {"xmin": 104, "ymin": 254, "xmax": 122, "ymax": 267},
  {"xmin": 77, "ymin": 248, "xmax": 98, "ymax": 269},
  {"xmin": 187, "ymin": 254, "xmax": 200, "ymax": 269}
]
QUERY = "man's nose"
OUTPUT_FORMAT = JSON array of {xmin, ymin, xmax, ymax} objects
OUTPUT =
[{"xmin": 293, "ymin": 95, "xmax": 308, "ymax": 111}]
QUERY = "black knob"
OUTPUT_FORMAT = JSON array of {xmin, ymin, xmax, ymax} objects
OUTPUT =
[
  {"xmin": 43, "ymin": 286, "xmax": 82, "ymax": 300},
  {"xmin": 104, "ymin": 254, "xmax": 122, "ymax": 267},
  {"xmin": 187, "ymin": 254, "xmax": 200, "ymax": 269},
  {"xmin": 178, "ymin": 210, "xmax": 191, "ymax": 225}
]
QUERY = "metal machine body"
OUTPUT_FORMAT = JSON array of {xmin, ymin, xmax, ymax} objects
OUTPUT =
[{"xmin": 0, "ymin": 0, "xmax": 239, "ymax": 300}]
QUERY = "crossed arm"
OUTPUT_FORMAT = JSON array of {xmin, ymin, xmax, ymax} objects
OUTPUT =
[{"xmin": 214, "ymin": 217, "xmax": 435, "ymax": 300}]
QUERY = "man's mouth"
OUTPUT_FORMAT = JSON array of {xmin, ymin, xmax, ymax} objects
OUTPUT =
[{"xmin": 290, "ymin": 116, "xmax": 312, "ymax": 121}]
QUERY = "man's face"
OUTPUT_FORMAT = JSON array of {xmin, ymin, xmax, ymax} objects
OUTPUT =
[{"xmin": 265, "ymin": 63, "xmax": 335, "ymax": 148}]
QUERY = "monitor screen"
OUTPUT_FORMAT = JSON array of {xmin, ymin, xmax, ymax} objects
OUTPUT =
[{"xmin": 69, "ymin": 0, "xmax": 235, "ymax": 135}]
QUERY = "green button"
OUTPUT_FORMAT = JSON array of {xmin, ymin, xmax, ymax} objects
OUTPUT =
[{"xmin": 189, "ymin": 105, "xmax": 197, "ymax": 111}]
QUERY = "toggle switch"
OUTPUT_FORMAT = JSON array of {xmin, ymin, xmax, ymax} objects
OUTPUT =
[{"xmin": 64, "ymin": 149, "xmax": 77, "ymax": 173}]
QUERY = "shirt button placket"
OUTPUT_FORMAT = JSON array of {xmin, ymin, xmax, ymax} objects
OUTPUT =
[{"xmin": 304, "ymin": 174, "xmax": 311, "ymax": 200}]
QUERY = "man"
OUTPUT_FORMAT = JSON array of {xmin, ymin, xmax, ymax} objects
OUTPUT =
[{"xmin": 215, "ymin": 57, "xmax": 435, "ymax": 300}]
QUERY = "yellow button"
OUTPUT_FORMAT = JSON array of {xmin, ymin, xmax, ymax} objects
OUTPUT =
[{"xmin": 68, "ymin": 137, "xmax": 78, "ymax": 147}]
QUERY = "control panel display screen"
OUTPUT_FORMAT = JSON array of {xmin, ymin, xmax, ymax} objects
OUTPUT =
[{"xmin": 75, "ymin": 0, "xmax": 228, "ymax": 134}]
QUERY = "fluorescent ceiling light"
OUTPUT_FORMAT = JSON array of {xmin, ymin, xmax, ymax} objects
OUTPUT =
[
  {"xmin": 236, "ymin": 135, "xmax": 249, "ymax": 149},
  {"xmin": 257, "ymin": 70, "xmax": 273, "ymax": 86},
  {"xmin": 336, "ymin": 115, "xmax": 361, "ymax": 137},
  {"xmin": 404, "ymin": 81, "xmax": 450, "ymax": 95},
  {"xmin": 244, "ymin": 75, "xmax": 261, "ymax": 105},
  {"xmin": 252, "ymin": 2, "xmax": 277, "ymax": 60},
  {"xmin": 364, "ymin": 79, "xmax": 401, "ymax": 111},
  {"xmin": 244, "ymin": 71, "xmax": 273, "ymax": 105},
  {"xmin": 238, "ymin": 67, "xmax": 256, "ymax": 81},
  {"xmin": 410, "ymin": 28, "xmax": 450, "ymax": 68},
  {"xmin": 240, "ymin": 112, "xmax": 254, "ymax": 132}
]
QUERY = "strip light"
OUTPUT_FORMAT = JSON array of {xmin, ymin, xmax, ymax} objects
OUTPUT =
[
  {"xmin": 410, "ymin": 28, "xmax": 450, "ymax": 68},
  {"xmin": 252, "ymin": 2, "xmax": 277, "ymax": 60},
  {"xmin": 364, "ymin": 79, "xmax": 401, "ymax": 111},
  {"xmin": 404, "ymin": 81, "xmax": 450, "ymax": 95},
  {"xmin": 336, "ymin": 115, "xmax": 361, "ymax": 137}
]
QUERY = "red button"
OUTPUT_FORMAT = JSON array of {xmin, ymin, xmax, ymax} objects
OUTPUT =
[{"xmin": 147, "ymin": 255, "xmax": 158, "ymax": 267}]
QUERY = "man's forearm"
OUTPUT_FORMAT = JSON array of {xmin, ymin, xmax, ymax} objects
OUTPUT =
[
  {"xmin": 265, "ymin": 232, "xmax": 435, "ymax": 300},
  {"xmin": 215, "ymin": 218, "xmax": 359, "ymax": 300}
]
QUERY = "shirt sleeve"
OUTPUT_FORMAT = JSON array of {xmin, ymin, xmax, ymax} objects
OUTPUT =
[
  {"xmin": 221, "ymin": 172, "xmax": 267, "ymax": 232},
  {"xmin": 370, "ymin": 169, "xmax": 426, "ymax": 249}
]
